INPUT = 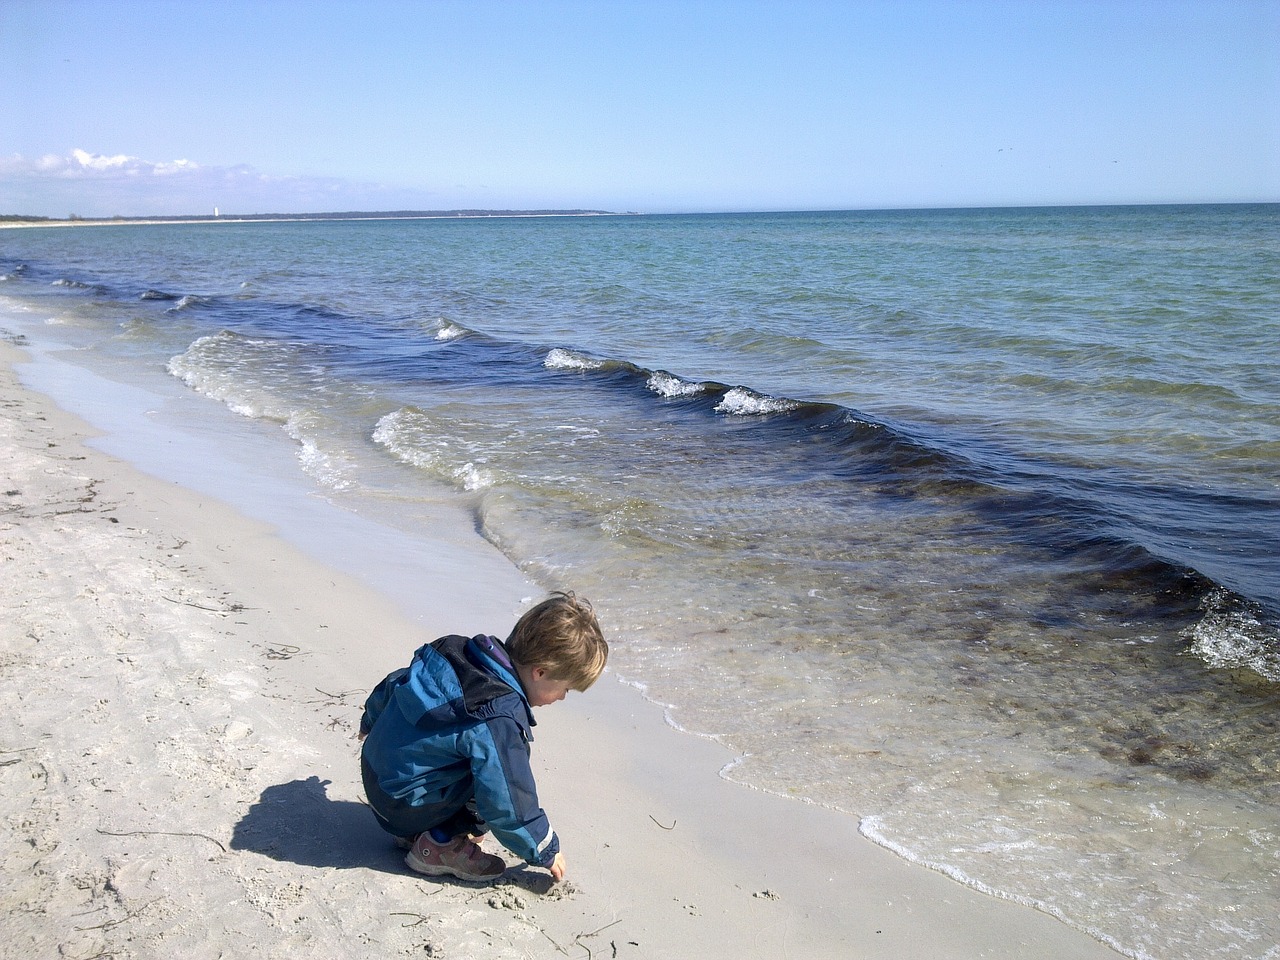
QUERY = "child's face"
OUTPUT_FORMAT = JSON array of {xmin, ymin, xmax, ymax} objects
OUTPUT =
[{"xmin": 521, "ymin": 665, "xmax": 573, "ymax": 707}]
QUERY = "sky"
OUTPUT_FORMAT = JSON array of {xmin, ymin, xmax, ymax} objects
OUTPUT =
[{"xmin": 1, "ymin": 0, "xmax": 1277, "ymax": 217}]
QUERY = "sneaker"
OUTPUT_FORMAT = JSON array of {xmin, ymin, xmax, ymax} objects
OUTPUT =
[
  {"xmin": 394, "ymin": 831, "xmax": 483, "ymax": 850},
  {"xmin": 404, "ymin": 832, "xmax": 506, "ymax": 882}
]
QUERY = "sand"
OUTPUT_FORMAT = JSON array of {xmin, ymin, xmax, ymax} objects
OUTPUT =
[{"xmin": 0, "ymin": 336, "xmax": 1122, "ymax": 959}]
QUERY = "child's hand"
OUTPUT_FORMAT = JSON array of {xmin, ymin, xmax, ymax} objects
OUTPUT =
[{"xmin": 548, "ymin": 852, "xmax": 566, "ymax": 883}]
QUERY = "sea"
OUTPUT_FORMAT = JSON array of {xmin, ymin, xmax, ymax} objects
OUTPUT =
[{"xmin": 2, "ymin": 205, "xmax": 1277, "ymax": 960}]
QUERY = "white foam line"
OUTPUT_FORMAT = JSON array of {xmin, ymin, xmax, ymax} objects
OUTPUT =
[
  {"xmin": 614, "ymin": 671, "xmax": 1151, "ymax": 959},
  {"xmin": 612, "ymin": 673, "xmax": 725, "ymax": 745},
  {"xmin": 717, "ymin": 753, "xmax": 750, "ymax": 779},
  {"xmin": 858, "ymin": 816, "xmax": 1151, "ymax": 960}
]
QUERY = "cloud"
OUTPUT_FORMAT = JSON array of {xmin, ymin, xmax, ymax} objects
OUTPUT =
[
  {"xmin": 5, "ymin": 149, "xmax": 198, "ymax": 178},
  {"xmin": 72, "ymin": 149, "xmax": 141, "ymax": 171},
  {"xmin": 0, "ymin": 149, "xmax": 439, "ymax": 217}
]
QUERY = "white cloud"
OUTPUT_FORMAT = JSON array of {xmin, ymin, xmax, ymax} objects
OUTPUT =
[
  {"xmin": 1, "ymin": 149, "xmax": 442, "ymax": 217},
  {"xmin": 3, "ymin": 149, "xmax": 202, "ymax": 182},
  {"xmin": 72, "ymin": 148, "xmax": 136, "ymax": 171}
]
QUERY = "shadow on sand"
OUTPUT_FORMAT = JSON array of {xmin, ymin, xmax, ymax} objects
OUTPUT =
[{"xmin": 230, "ymin": 776, "xmax": 555, "ymax": 893}]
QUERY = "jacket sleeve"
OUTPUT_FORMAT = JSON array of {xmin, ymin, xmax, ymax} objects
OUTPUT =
[{"xmin": 462, "ymin": 714, "xmax": 560, "ymax": 866}]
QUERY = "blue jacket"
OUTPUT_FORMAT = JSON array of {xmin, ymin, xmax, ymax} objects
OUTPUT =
[{"xmin": 360, "ymin": 634, "xmax": 559, "ymax": 867}]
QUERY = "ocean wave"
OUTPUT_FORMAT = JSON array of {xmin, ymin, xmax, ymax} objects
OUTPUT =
[
  {"xmin": 435, "ymin": 321, "xmax": 469, "ymax": 341},
  {"xmin": 1184, "ymin": 589, "xmax": 1280, "ymax": 682},
  {"xmin": 372, "ymin": 407, "xmax": 498, "ymax": 491},
  {"xmin": 51, "ymin": 278, "xmax": 93, "ymax": 289},
  {"xmin": 169, "ymin": 331, "xmax": 358, "ymax": 491},
  {"xmin": 544, "ymin": 347, "xmax": 606, "ymax": 371},
  {"xmin": 0, "ymin": 294, "xmax": 34, "ymax": 319},
  {"xmin": 646, "ymin": 370, "xmax": 708, "ymax": 398},
  {"xmin": 118, "ymin": 316, "xmax": 156, "ymax": 338},
  {"xmin": 167, "ymin": 331, "xmax": 291, "ymax": 421},
  {"xmin": 714, "ymin": 386, "xmax": 802, "ymax": 416},
  {"xmin": 547, "ymin": 344, "xmax": 798, "ymax": 414},
  {"xmin": 284, "ymin": 412, "xmax": 355, "ymax": 491},
  {"xmin": 544, "ymin": 346, "xmax": 651, "ymax": 383},
  {"xmin": 167, "ymin": 294, "xmax": 211, "ymax": 312}
]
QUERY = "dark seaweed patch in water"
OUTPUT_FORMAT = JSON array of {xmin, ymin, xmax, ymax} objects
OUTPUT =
[
  {"xmin": 537, "ymin": 342, "xmax": 1237, "ymax": 609},
  {"xmin": 552, "ymin": 340, "xmax": 1278, "ymax": 632},
  {"xmin": 1172, "ymin": 761, "xmax": 1218, "ymax": 783},
  {"xmin": 1101, "ymin": 734, "xmax": 1220, "ymax": 781}
]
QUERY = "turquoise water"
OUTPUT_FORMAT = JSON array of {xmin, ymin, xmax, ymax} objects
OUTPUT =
[{"xmin": 3, "ymin": 206, "xmax": 1278, "ymax": 959}]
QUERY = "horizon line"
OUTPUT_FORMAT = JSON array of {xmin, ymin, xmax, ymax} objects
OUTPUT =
[{"xmin": 2, "ymin": 199, "xmax": 1276, "ymax": 226}]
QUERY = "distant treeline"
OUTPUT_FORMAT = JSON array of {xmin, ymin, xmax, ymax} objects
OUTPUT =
[{"xmin": 2, "ymin": 210, "xmax": 619, "ymax": 223}]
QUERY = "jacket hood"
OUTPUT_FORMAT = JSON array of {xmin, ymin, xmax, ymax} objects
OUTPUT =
[{"xmin": 393, "ymin": 634, "xmax": 535, "ymax": 737}]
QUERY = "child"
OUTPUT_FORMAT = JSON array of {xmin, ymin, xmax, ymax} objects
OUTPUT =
[{"xmin": 359, "ymin": 592, "xmax": 607, "ymax": 883}]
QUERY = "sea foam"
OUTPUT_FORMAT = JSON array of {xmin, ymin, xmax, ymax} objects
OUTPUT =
[
  {"xmin": 714, "ymin": 386, "xmax": 800, "ymax": 416},
  {"xmin": 372, "ymin": 408, "xmax": 496, "ymax": 491},
  {"xmin": 544, "ymin": 347, "xmax": 605, "ymax": 371},
  {"xmin": 646, "ymin": 370, "xmax": 707, "ymax": 398},
  {"xmin": 1185, "ymin": 589, "xmax": 1280, "ymax": 682}
]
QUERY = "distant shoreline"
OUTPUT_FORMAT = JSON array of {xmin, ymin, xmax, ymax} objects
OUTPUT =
[
  {"xmin": 3, "ymin": 202, "xmax": 1273, "ymax": 230},
  {"xmin": 0, "ymin": 209, "xmax": 630, "ymax": 229}
]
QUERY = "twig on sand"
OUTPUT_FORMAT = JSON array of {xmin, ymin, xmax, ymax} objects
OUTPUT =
[
  {"xmin": 97, "ymin": 828, "xmax": 227, "ymax": 854},
  {"xmin": 160, "ymin": 596, "xmax": 251, "ymax": 614},
  {"xmin": 309, "ymin": 688, "xmax": 364, "ymax": 704},
  {"xmin": 521, "ymin": 917, "xmax": 622, "ymax": 959},
  {"xmin": 574, "ymin": 919, "xmax": 623, "ymax": 959},
  {"xmin": 505, "ymin": 913, "xmax": 571, "ymax": 956},
  {"xmin": 391, "ymin": 911, "xmax": 433, "ymax": 927},
  {"xmin": 536, "ymin": 927, "xmax": 571, "ymax": 956},
  {"xmin": 75, "ymin": 898, "xmax": 160, "ymax": 931}
]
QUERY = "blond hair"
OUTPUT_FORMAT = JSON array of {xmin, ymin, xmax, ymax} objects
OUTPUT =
[{"xmin": 506, "ymin": 592, "xmax": 607, "ymax": 691}]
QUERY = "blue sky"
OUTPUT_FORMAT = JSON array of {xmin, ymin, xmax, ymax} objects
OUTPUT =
[{"xmin": 2, "ymin": 0, "xmax": 1276, "ymax": 216}]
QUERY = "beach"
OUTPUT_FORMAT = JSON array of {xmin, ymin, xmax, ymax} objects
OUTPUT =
[
  {"xmin": 0, "ymin": 337, "xmax": 1129, "ymax": 958},
  {"xmin": 3, "ymin": 206, "xmax": 1276, "ymax": 958}
]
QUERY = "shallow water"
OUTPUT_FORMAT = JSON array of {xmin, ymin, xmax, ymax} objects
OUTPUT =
[{"xmin": 3, "ymin": 206, "xmax": 1278, "ymax": 958}]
